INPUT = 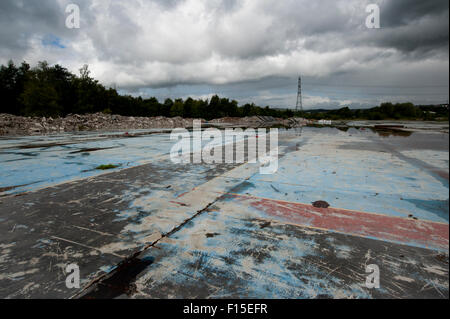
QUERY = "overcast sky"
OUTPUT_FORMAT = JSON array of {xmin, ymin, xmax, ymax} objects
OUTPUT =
[{"xmin": 0, "ymin": 0, "xmax": 448, "ymax": 109}]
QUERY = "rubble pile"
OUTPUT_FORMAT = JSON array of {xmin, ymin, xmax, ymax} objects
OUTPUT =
[
  {"xmin": 0, "ymin": 113, "xmax": 309, "ymax": 136},
  {"xmin": 209, "ymin": 116, "xmax": 264, "ymax": 125},
  {"xmin": 210, "ymin": 116, "xmax": 309, "ymax": 127},
  {"xmin": 0, "ymin": 113, "xmax": 200, "ymax": 136}
]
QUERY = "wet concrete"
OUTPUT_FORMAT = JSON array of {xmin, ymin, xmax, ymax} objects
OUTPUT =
[
  {"xmin": 0, "ymin": 123, "xmax": 448, "ymax": 298},
  {"xmin": 131, "ymin": 212, "xmax": 448, "ymax": 298},
  {"xmin": 80, "ymin": 256, "xmax": 155, "ymax": 299}
]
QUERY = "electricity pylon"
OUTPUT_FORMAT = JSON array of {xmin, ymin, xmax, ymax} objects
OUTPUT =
[{"xmin": 295, "ymin": 76, "xmax": 303, "ymax": 113}]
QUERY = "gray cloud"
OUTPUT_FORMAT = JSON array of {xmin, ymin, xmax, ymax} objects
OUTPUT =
[
  {"xmin": 382, "ymin": 0, "xmax": 448, "ymax": 27},
  {"xmin": 0, "ymin": 0, "xmax": 448, "ymax": 109},
  {"xmin": 372, "ymin": 1, "xmax": 449, "ymax": 56}
]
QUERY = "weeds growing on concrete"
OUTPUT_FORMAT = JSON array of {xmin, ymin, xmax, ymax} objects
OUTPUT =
[{"xmin": 96, "ymin": 164, "xmax": 120, "ymax": 170}]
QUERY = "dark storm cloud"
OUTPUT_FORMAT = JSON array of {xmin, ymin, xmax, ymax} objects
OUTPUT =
[
  {"xmin": 371, "ymin": 0, "xmax": 449, "ymax": 56},
  {"xmin": 0, "ymin": 0, "xmax": 96, "ymax": 60},
  {"xmin": 0, "ymin": 0, "xmax": 63, "ymax": 55},
  {"xmin": 382, "ymin": 0, "xmax": 448, "ymax": 27},
  {"xmin": 0, "ymin": 0, "xmax": 448, "ymax": 109}
]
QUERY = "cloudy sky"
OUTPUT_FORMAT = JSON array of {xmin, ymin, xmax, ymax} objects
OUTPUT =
[{"xmin": 0, "ymin": 0, "xmax": 448, "ymax": 109}]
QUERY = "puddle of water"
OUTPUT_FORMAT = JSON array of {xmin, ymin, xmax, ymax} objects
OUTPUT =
[{"xmin": 80, "ymin": 256, "xmax": 154, "ymax": 299}]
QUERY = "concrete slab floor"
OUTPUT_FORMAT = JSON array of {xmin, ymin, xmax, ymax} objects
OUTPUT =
[{"xmin": 0, "ymin": 124, "xmax": 448, "ymax": 298}]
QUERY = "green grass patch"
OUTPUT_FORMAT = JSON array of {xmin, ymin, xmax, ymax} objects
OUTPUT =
[{"xmin": 95, "ymin": 164, "xmax": 120, "ymax": 170}]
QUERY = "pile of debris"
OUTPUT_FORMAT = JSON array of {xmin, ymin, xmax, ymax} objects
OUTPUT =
[
  {"xmin": 0, "ymin": 113, "xmax": 200, "ymax": 136},
  {"xmin": 208, "ymin": 116, "xmax": 309, "ymax": 127},
  {"xmin": 0, "ymin": 113, "xmax": 310, "ymax": 136}
]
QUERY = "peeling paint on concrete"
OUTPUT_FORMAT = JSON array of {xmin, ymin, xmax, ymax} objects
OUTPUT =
[{"xmin": 0, "ymin": 124, "xmax": 448, "ymax": 298}]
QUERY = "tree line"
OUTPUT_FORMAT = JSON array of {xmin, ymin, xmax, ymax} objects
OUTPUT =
[
  {"xmin": 1, "ymin": 60, "xmax": 447, "ymax": 120},
  {"xmin": 303, "ymin": 103, "xmax": 448, "ymax": 121},
  {"xmin": 0, "ymin": 60, "xmax": 297, "ymax": 120}
]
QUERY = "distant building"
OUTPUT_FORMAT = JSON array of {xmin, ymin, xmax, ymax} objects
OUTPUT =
[{"xmin": 318, "ymin": 119, "xmax": 332, "ymax": 125}]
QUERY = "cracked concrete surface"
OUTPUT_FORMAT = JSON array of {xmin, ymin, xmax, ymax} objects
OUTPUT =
[{"xmin": 0, "ymin": 125, "xmax": 448, "ymax": 299}]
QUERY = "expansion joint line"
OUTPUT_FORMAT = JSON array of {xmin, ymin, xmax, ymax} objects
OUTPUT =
[{"xmin": 70, "ymin": 198, "xmax": 222, "ymax": 299}]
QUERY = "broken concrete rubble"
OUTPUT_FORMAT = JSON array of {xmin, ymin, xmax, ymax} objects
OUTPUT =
[
  {"xmin": 0, "ymin": 113, "xmax": 309, "ymax": 136},
  {"xmin": 0, "ymin": 113, "xmax": 201, "ymax": 136}
]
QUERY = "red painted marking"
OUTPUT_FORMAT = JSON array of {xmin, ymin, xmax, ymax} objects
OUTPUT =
[
  {"xmin": 176, "ymin": 191, "xmax": 189, "ymax": 198},
  {"xmin": 170, "ymin": 200, "xmax": 189, "ymax": 207},
  {"xmin": 436, "ymin": 170, "xmax": 449, "ymax": 181},
  {"xmin": 230, "ymin": 194, "xmax": 449, "ymax": 251}
]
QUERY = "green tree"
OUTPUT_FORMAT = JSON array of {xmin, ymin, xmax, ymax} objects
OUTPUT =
[
  {"xmin": 143, "ymin": 97, "xmax": 160, "ymax": 116},
  {"xmin": 0, "ymin": 60, "xmax": 21, "ymax": 114},
  {"xmin": 21, "ymin": 79, "xmax": 62, "ymax": 117},
  {"xmin": 208, "ymin": 95, "xmax": 221, "ymax": 120},
  {"xmin": 183, "ymin": 97, "xmax": 194, "ymax": 118},
  {"xmin": 170, "ymin": 99, "xmax": 184, "ymax": 117},
  {"xmin": 161, "ymin": 98, "xmax": 173, "ymax": 117}
]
